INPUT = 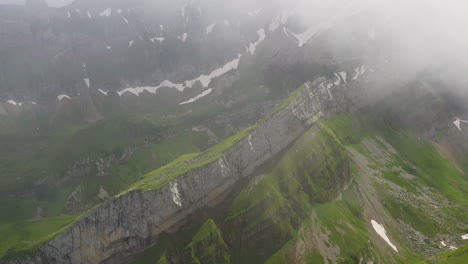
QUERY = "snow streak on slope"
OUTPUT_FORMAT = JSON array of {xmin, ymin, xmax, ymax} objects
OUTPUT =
[
  {"xmin": 184, "ymin": 54, "xmax": 242, "ymax": 88},
  {"xmin": 338, "ymin": 72, "xmax": 347, "ymax": 83},
  {"xmin": 117, "ymin": 80, "xmax": 184, "ymax": 96},
  {"xmin": 353, "ymin": 65, "xmax": 367, "ymax": 80},
  {"xmin": 333, "ymin": 73, "xmax": 342, "ymax": 86},
  {"xmin": 169, "ymin": 182, "xmax": 182, "ymax": 207},
  {"xmin": 179, "ymin": 88, "xmax": 213, "ymax": 105},
  {"xmin": 150, "ymin": 37, "xmax": 165, "ymax": 43},
  {"xmin": 100, "ymin": 8, "xmax": 112, "ymax": 17},
  {"xmin": 291, "ymin": 22, "xmax": 330, "ymax": 47},
  {"xmin": 269, "ymin": 12, "xmax": 289, "ymax": 32},
  {"xmin": 5, "ymin": 100, "xmax": 36, "ymax": 106},
  {"xmin": 98, "ymin": 89, "xmax": 109, "ymax": 96},
  {"xmin": 371, "ymin": 220, "xmax": 398, "ymax": 252},
  {"xmin": 84, "ymin": 78, "xmax": 90, "ymax": 88},
  {"xmin": 248, "ymin": 29, "xmax": 266, "ymax": 55},
  {"xmin": 117, "ymin": 54, "xmax": 241, "ymax": 96},
  {"xmin": 121, "ymin": 16, "xmax": 129, "ymax": 25},
  {"xmin": 453, "ymin": 118, "xmax": 468, "ymax": 131},
  {"xmin": 58, "ymin": 95, "xmax": 71, "ymax": 101},
  {"xmin": 206, "ymin": 24, "xmax": 216, "ymax": 34},
  {"xmin": 179, "ymin": 33, "xmax": 188, "ymax": 42}
]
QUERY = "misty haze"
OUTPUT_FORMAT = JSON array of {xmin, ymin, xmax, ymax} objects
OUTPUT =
[{"xmin": 0, "ymin": 0, "xmax": 466, "ymax": 263}]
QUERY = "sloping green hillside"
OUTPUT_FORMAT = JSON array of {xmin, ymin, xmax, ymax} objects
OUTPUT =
[{"xmin": 129, "ymin": 114, "xmax": 468, "ymax": 264}]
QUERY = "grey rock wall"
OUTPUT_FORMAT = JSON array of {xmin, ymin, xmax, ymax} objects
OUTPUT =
[{"xmin": 4, "ymin": 77, "xmax": 341, "ymax": 264}]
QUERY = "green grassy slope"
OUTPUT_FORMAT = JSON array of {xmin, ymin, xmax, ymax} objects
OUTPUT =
[
  {"xmin": 419, "ymin": 245, "xmax": 468, "ymax": 264},
  {"xmin": 0, "ymin": 83, "xmax": 308, "ymax": 261},
  {"xmin": 130, "ymin": 114, "xmax": 468, "ymax": 264}
]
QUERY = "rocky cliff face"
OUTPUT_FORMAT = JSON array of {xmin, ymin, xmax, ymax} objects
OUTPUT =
[
  {"xmin": 2, "ymin": 75, "xmax": 362, "ymax": 264},
  {"xmin": 0, "ymin": 0, "xmax": 278, "ymax": 101}
]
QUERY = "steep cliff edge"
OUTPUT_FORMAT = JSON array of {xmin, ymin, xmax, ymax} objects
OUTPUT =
[
  {"xmin": 1, "ymin": 77, "xmax": 341, "ymax": 264},
  {"xmin": 126, "ymin": 114, "xmax": 467, "ymax": 264},
  {"xmin": 5, "ymin": 69, "xmax": 466, "ymax": 264}
]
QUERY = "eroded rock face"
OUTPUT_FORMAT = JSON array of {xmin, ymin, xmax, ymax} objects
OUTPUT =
[
  {"xmin": 0, "ymin": 0, "xmax": 275, "ymax": 101},
  {"xmin": 2, "ymin": 70, "xmax": 383, "ymax": 264},
  {"xmin": 3, "ymin": 78, "xmax": 340, "ymax": 264}
]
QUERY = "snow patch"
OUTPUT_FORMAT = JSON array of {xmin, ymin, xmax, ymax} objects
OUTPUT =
[
  {"xmin": 159, "ymin": 80, "xmax": 185, "ymax": 92},
  {"xmin": 333, "ymin": 73, "xmax": 342, "ymax": 86},
  {"xmin": 326, "ymin": 84, "xmax": 334, "ymax": 100},
  {"xmin": 440, "ymin": 241, "xmax": 446, "ymax": 247},
  {"xmin": 169, "ymin": 182, "xmax": 182, "ymax": 207},
  {"xmin": 57, "ymin": 95, "xmax": 71, "ymax": 101},
  {"xmin": 106, "ymin": 46, "xmax": 112, "ymax": 50},
  {"xmin": 179, "ymin": 88, "xmax": 212, "ymax": 105},
  {"xmin": 129, "ymin": 40, "xmax": 134, "ymax": 47},
  {"xmin": 121, "ymin": 16, "xmax": 129, "ymax": 25},
  {"xmin": 98, "ymin": 89, "xmax": 108, "ymax": 96},
  {"xmin": 118, "ymin": 80, "xmax": 185, "ymax": 97},
  {"xmin": 353, "ymin": 65, "xmax": 367, "ymax": 80},
  {"xmin": 248, "ymin": 134, "xmax": 255, "ymax": 151},
  {"xmin": 100, "ymin": 8, "xmax": 112, "ymax": 17},
  {"xmin": 462, "ymin": 234, "xmax": 468, "ymax": 240},
  {"xmin": 185, "ymin": 54, "xmax": 241, "ymax": 88},
  {"xmin": 150, "ymin": 37, "xmax": 165, "ymax": 43},
  {"xmin": 338, "ymin": 72, "xmax": 347, "ymax": 83},
  {"xmin": 248, "ymin": 29, "xmax": 266, "ymax": 55},
  {"xmin": 218, "ymin": 157, "xmax": 229, "ymax": 177},
  {"xmin": 449, "ymin": 246, "xmax": 458, "ymax": 251},
  {"xmin": 269, "ymin": 12, "xmax": 289, "ymax": 32},
  {"xmin": 454, "ymin": 118, "xmax": 462, "ymax": 130},
  {"xmin": 118, "ymin": 54, "xmax": 241, "ymax": 96},
  {"xmin": 7, "ymin": 100, "xmax": 17, "ymax": 105},
  {"xmin": 206, "ymin": 24, "xmax": 216, "ymax": 34},
  {"xmin": 178, "ymin": 33, "xmax": 188, "ymax": 42},
  {"xmin": 291, "ymin": 22, "xmax": 329, "ymax": 47},
  {"xmin": 67, "ymin": 11, "xmax": 71, "ymax": 18},
  {"xmin": 371, "ymin": 220, "xmax": 398, "ymax": 252},
  {"xmin": 84, "ymin": 78, "xmax": 90, "ymax": 88},
  {"xmin": 453, "ymin": 118, "xmax": 468, "ymax": 131},
  {"xmin": 180, "ymin": 3, "xmax": 187, "ymax": 18},
  {"xmin": 87, "ymin": 11, "xmax": 92, "ymax": 19}
]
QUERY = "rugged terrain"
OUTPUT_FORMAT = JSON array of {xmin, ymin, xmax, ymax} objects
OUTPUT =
[{"xmin": 0, "ymin": 0, "xmax": 467, "ymax": 263}]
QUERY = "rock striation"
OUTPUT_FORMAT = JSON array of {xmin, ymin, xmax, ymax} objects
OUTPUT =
[{"xmin": 2, "ymin": 76, "xmax": 367, "ymax": 264}]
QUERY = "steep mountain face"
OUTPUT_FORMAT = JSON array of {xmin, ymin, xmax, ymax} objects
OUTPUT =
[
  {"xmin": 0, "ymin": 0, "xmax": 276, "ymax": 100},
  {"xmin": 0, "ymin": 0, "xmax": 348, "ymax": 234},
  {"xmin": 0, "ymin": 0, "xmax": 467, "ymax": 263},
  {"xmin": 2, "ymin": 70, "xmax": 468, "ymax": 264}
]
